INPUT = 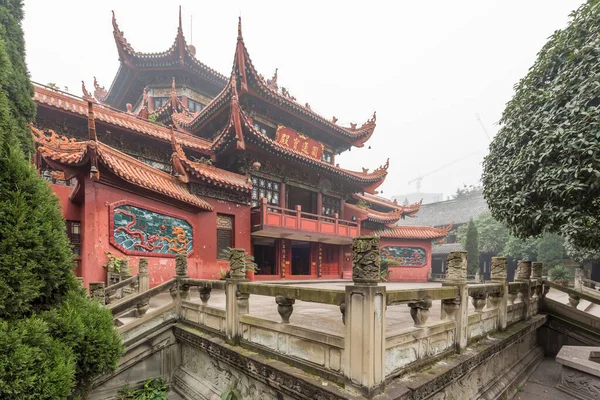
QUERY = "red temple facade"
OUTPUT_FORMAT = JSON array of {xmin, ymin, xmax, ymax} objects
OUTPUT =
[{"xmin": 31, "ymin": 9, "xmax": 450, "ymax": 288}]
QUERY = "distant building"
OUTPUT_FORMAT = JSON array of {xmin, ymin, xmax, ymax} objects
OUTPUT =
[
  {"xmin": 392, "ymin": 192, "xmax": 443, "ymax": 205},
  {"xmin": 397, "ymin": 190, "xmax": 499, "ymax": 279}
]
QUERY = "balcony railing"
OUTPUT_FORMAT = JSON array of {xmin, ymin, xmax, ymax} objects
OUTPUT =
[{"xmin": 251, "ymin": 198, "xmax": 359, "ymax": 238}]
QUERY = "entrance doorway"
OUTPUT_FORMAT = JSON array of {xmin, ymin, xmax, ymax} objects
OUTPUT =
[
  {"xmin": 287, "ymin": 185, "xmax": 317, "ymax": 214},
  {"xmin": 291, "ymin": 241, "xmax": 311, "ymax": 275},
  {"xmin": 253, "ymin": 238, "xmax": 277, "ymax": 275}
]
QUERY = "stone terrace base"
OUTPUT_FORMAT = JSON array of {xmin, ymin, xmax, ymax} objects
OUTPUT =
[
  {"xmin": 382, "ymin": 315, "xmax": 547, "ymax": 400},
  {"xmin": 556, "ymin": 346, "xmax": 600, "ymax": 400}
]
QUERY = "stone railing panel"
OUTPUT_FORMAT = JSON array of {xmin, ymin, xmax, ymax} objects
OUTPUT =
[
  {"xmin": 239, "ymin": 314, "xmax": 345, "ymax": 377},
  {"xmin": 385, "ymin": 319, "xmax": 455, "ymax": 378},
  {"xmin": 181, "ymin": 301, "xmax": 226, "ymax": 335}
]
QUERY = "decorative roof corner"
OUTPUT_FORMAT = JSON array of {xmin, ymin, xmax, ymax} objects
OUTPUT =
[
  {"xmin": 169, "ymin": 126, "xmax": 189, "ymax": 183},
  {"xmin": 81, "ymin": 81, "xmax": 94, "ymax": 102},
  {"xmin": 93, "ymin": 77, "xmax": 108, "ymax": 103},
  {"xmin": 266, "ymin": 68, "xmax": 278, "ymax": 91},
  {"xmin": 112, "ymin": 10, "xmax": 135, "ymax": 64}
]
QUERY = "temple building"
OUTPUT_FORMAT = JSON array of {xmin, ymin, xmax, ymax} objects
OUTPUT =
[{"xmin": 31, "ymin": 9, "xmax": 450, "ymax": 287}]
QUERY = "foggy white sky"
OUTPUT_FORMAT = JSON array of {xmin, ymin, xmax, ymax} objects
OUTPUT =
[{"xmin": 23, "ymin": 0, "xmax": 583, "ymax": 199}]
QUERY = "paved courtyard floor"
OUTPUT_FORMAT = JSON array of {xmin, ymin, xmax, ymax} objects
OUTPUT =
[{"xmin": 131, "ymin": 281, "xmax": 469, "ymax": 335}]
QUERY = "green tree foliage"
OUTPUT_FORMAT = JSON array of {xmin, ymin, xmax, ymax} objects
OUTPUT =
[
  {"xmin": 464, "ymin": 219, "xmax": 480, "ymax": 274},
  {"xmin": 564, "ymin": 240, "xmax": 600, "ymax": 265},
  {"xmin": 0, "ymin": 1, "xmax": 76, "ymax": 320},
  {"xmin": 501, "ymin": 236, "xmax": 539, "ymax": 261},
  {"xmin": 0, "ymin": 1, "xmax": 123, "ymax": 397},
  {"xmin": 458, "ymin": 212, "xmax": 509, "ymax": 254},
  {"xmin": 536, "ymin": 233, "xmax": 565, "ymax": 268},
  {"xmin": 0, "ymin": 0, "xmax": 35, "ymax": 153},
  {"xmin": 0, "ymin": 318, "xmax": 75, "ymax": 399},
  {"xmin": 42, "ymin": 291, "xmax": 123, "ymax": 397},
  {"xmin": 452, "ymin": 184, "xmax": 482, "ymax": 200},
  {"xmin": 483, "ymin": 1, "xmax": 600, "ymax": 250}
]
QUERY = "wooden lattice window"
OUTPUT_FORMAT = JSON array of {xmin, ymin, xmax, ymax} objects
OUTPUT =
[
  {"xmin": 251, "ymin": 176, "xmax": 280, "ymax": 207},
  {"xmin": 217, "ymin": 214, "xmax": 234, "ymax": 259},
  {"xmin": 66, "ymin": 221, "xmax": 81, "ymax": 256},
  {"xmin": 322, "ymin": 195, "xmax": 341, "ymax": 217}
]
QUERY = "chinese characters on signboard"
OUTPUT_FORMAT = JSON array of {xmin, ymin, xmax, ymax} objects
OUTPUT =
[{"xmin": 275, "ymin": 125, "xmax": 324, "ymax": 160}]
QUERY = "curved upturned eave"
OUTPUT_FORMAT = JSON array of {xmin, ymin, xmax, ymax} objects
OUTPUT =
[{"xmin": 233, "ymin": 25, "xmax": 376, "ymax": 147}]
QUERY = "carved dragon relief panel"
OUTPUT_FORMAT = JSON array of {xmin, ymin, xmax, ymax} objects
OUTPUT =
[{"xmin": 110, "ymin": 202, "xmax": 193, "ymax": 257}]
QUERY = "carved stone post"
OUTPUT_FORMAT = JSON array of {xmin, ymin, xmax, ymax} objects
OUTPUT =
[
  {"xmin": 275, "ymin": 296, "xmax": 295, "ymax": 323},
  {"xmin": 226, "ymin": 248, "xmax": 248, "ymax": 344},
  {"xmin": 531, "ymin": 262, "xmax": 543, "ymax": 308},
  {"xmin": 138, "ymin": 258, "xmax": 149, "ymax": 293},
  {"xmin": 516, "ymin": 260, "xmax": 532, "ymax": 280},
  {"xmin": 574, "ymin": 268, "xmax": 584, "ymax": 291},
  {"xmin": 490, "ymin": 257, "xmax": 508, "ymax": 330},
  {"xmin": 175, "ymin": 254, "xmax": 189, "ymax": 278},
  {"xmin": 443, "ymin": 251, "xmax": 468, "ymax": 353},
  {"xmin": 173, "ymin": 254, "xmax": 189, "ymax": 319},
  {"xmin": 120, "ymin": 259, "xmax": 134, "ymax": 296},
  {"xmin": 516, "ymin": 260, "xmax": 532, "ymax": 321},
  {"xmin": 344, "ymin": 236, "xmax": 385, "ymax": 396},
  {"xmin": 408, "ymin": 297, "xmax": 432, "ymax": 327},
  {"xmin": 89, "ymin": 282, "xmax": 105, "ymax": 305},
  {"xmin": 531, "ymin": 262, "xmax": 543, "ymax": 280}
]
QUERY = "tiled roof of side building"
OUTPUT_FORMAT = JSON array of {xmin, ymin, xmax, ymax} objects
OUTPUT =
[
  {"xmin": 33, "ymin": 84, "xmax": 213, "ymax": 154},
  {"xmin": 432, "ymin": 243, "xmax": 465, "ymax": 255},
  {"xmin": 31, "ymin": 125, "xmax": 214, "ymax": 211},
  {"xmin": 397, "ymin": 190, "xmax": 488, "ymax": 228},
  {"xmin": 373, "ymin": 225, "xmax": 452, "ymax": 240}
]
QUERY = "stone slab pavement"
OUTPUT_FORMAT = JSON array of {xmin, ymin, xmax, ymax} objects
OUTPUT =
[
  {"xmin": 130, "ymin": 281, "xmax": 489, "ymax": 336},
  {"xmin": 512, "ymin": 357, "xmax": 576, "ymax": 400}
]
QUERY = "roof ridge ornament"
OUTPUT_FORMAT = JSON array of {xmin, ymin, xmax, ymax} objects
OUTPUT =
[
  {"xmin": 93, "ymin": 77, "xmax": 107, "ymax": 102},
  {"xmin": 81, "ymin": 81, "xmax": 94, "ymax": 101},
  {"xmin": 266, "ymin": 68, "xmax": 278, "ymax": 91},
  {"xmin": 169, "ymin": 125, "xmax": 189, "ymax": 182}
]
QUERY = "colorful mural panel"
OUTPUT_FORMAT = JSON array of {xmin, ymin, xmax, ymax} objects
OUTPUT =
[
  {"xmin": 112, "ymin": 204, "xmax": 193, "ymax": 256},
  {"xmin": 381, "ymin": 246, "xmax": 426, "ymax": 267}
]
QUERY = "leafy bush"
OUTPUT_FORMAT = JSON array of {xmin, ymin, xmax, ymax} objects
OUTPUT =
[
  {"xmin": 117, "ymin": 378, "xmax": 168, "ymax": 400},
  {"xmin": 483, "ymin": 1, "xmax": 600, "ymax": 251},
  {"xmin": 0, "ymin": 318, "xmax": 75, "ymax": 400},
  {"xmin": 549, "ymin": 265, "xmax": 571, "ymax": 283},
  {"xmin": 42, "ymin": 291, "xmax": 124, "ymax": 397}
]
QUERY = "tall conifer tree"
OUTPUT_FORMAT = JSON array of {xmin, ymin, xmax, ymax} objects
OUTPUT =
[
  {"xmin": 0, "ymin": 1, "xmax": 122, "ymax": 397},
  {"xmin": 464, "ymin": 219, "xmax": 480, "ymax": 275}
]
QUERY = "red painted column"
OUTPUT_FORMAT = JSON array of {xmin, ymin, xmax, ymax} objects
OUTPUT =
[
  {"xmin": 317, "ymin": 192, "xmax": 323, "ymax": 216},
  {"xmin": 279, "ymin": 182, "xmax": 286, "ymax": 209},
  {"xmin": 81, "ymin": 179, "xmax": 106, "ymax": 291}
]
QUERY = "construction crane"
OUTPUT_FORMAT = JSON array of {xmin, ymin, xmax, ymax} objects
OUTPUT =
[{"xmin": 407, "ymin": 151, "xmax": 481, "ymax": 193}]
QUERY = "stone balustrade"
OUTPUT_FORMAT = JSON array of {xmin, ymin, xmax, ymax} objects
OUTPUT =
[{"xmin": 97, "ymin": 244, "xmax": 558, "ymax": 398}]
